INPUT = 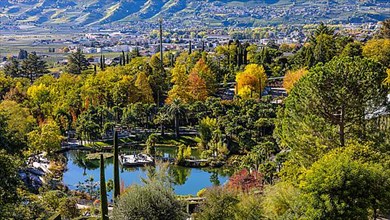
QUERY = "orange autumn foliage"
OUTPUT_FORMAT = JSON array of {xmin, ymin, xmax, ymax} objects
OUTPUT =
[{"xmin": 188, "ymin": 68, "xmax": 208, "ymax": 101}]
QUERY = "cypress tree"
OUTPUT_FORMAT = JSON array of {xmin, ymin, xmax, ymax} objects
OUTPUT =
[
  {"xmin": 122, "ymin": 51, "xmax": 126, "ymax": 66},
  {"xmin": 243, "ymin": 44, "xmax": 248, "ymax": 65},
  {"xmin": 126, "ymin": 52, "xmax": 130, "ymax": 64},
  {"xmin": 113, "ymin": 130, "xmax": 120, "ymax": 198},
  {"xmin": 100, "ymin": 54, "xmax": 105, "ymax": 71},
  {"xmin": 202, "ymin": 41, "xmax": 205, "ymax": 52},
  {"xmin": 237, "ymin": 46, "xmax": 241, "ymax": 67},
  {"xmin": 170, "ymin": 53, "xmax": 174, "ymax": 67},
  {"xmin": 94, "ymin": 64, "xmax": 97, "ymax": 74},
  {"xmin": 103, "ymin": 55, "xmax": 106, "ymax": 70},
  {"xmin": 189, "ymin": 41, "xmax": 192, "ymax": 55},
  {"xmin": 228, "ymin": 40, "xmax": 232, "ymax": 66},
  {"xmin": 100, "ymin": 154, "xmax": 109, "ymax": 220},
  {"xmin": 100, "ymin": 55, "xmax": 103, "ymax": 69}
]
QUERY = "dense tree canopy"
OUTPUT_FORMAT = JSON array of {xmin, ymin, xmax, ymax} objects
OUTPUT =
[
  {"xmin": 0, "ymin": 22, "xmax": 389, "ymax": 220},
  {"xmin": 276, "ymin": 56, "xmax": 388, "ymax": 167},
  {"xmin": 66, "ymin": 48, "xmax": 90, "ymax": 74},
  {"xmin": 0, "ymin": 152, "xmax": 20, "ymax": 216},
  {"xmin": 300, "ymin": 147, "xmax": 390, "ymax": 219}
]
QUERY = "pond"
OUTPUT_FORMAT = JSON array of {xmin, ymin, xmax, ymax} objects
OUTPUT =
[{"xmin": 63, "ymin": 148, "xmax": 230, "ymax": 198}]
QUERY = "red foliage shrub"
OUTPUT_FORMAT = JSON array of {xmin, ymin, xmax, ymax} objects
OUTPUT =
[{"xmin": 226, "ymin": 169, "xmax": 263, "ymax": 192}]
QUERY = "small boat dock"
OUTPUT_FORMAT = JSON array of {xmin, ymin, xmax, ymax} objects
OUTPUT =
[{"xmin": 120, "ymin": 153, "xmax": 154, "ymax": 167}]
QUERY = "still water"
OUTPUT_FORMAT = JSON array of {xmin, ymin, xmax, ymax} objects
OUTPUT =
[{"xmin": 63, "ymin": 148, "xmax": 229, "ymax": 196}]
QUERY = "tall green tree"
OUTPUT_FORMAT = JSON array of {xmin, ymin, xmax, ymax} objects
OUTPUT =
[
  {"xmin": 149, "ymin": 54, "xmax": 167, "ymax": 105},
  {"xmin": 100, "ymin": 154, "xmax": 109, "ymax": 220},
  {"xmin": 313, "ymin": 34, "xmax": 336, "ymax": 64},
  {"xmin": 3, "ymin": 58, "xmax": 20, "ymax": 77},
  {"xmin": 66, "ymin": 48, "xmax": 89, "ymax": 74},
  {"xmin": 0, "ymin": 151, "xmax": 22, "ymax": 219},
  {"xmin": 0, "ymin": 100, "xmax": 35, "ymax": 153},
  {"xmin": 27, "ymin": 119, "xmax": 63, "ymax": 153},
  {"xmin": 20, "ymin": 53, "xmax": 49, "ymax": 83},
  {"xmin": 275, "ymin": 56, "xmax": 388, "ymax": 167},
  {"xmin": 113, "ymin": 130, "xmax": 120, "ymax": 199},
  {"xmin": 309, "ymin": 22, "xmax": 335, "ymax": 42},
  {"xmin": 168, "ymin": 99, "xmax": 186, "ymax": 138}
]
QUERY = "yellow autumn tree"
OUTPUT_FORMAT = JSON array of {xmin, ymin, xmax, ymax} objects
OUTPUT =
[
  {"xmin": 283, "ymin": 68, "xmax": 308, "ymax": 93},
  {"xmin": 135, "ymin": 72, "xmax": 154, "ymax": 103},
  {"xmin": 362, "ymin": 39, "xmax": 390, "ymax": 67},
  {"xmin": 166, "ymin": 64, "xmax": 191, "ymax": 103},
  {"xmin": 235, "ymin": 64, "xmax": 267, "ymax": 98}
]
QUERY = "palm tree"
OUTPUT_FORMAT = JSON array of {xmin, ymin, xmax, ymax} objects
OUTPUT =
[
  {"xmin": 167, "ymin": 99, "xmax": 185, "ymax": 138},
  {"xmin": 154, "ymin": 110, "xmax": 170, "ymax": 135}
]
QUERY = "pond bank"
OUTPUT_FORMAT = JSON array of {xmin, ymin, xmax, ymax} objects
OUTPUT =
[{"xmin": 62, "ymin": 149, "xmax": 230, "ymax": 198}]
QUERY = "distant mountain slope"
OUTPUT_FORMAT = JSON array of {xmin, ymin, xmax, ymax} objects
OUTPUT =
[{"xmin": 0, "ymin": 0, "xmax": 389, "ymax": 28}]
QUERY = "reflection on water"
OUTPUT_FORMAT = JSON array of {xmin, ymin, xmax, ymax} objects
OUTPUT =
[{"xmin": 63, "ymin": 148, "xmax": 229, "ymax": 196}]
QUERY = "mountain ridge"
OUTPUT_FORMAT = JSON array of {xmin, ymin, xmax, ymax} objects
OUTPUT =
[{"xmin": 0, "ymin": 0, "xmax": 389, "ymax": 29}]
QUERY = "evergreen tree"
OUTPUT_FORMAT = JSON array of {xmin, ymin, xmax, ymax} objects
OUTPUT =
[
  {"xmin": 100, "ymin": 54, "xmax": 105, "ymax": 71},
  {"xmin": 20, "ymin": 53, "xmax": 49, "ymax": 83},
  {"xmin": 113, "ymin": 130, "xmax": 120, "ymax": 199},
  {"xmin": 100, "ymin": 154, "xmax": 109, "ymax": 220},
  {"xmin": 17, "ymin": 49, "xmax": 28, "ymax": 60},
  {"xmin": 3, "ymin": 58, "xmax": 20, "ymax": 77},
  {"xmin": 121, "ymin": 51, "xmax": 126, "ymax": 66},
  {"xmin": 126, "ymin": 52, "xmax": 130, "ymax": 64},
  {"xmin": 66, "ymin": 48, "xmax": 89, "ymax": 74},
  {"xmin": 276, "ymin": 56, "xmax": 388, "ymax": 167}
]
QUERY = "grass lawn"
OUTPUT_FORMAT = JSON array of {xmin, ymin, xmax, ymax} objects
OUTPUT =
[
  {"xmin": 157, "ymin": 135, "xmax": 198, "ymax": 146},
  {"xmin": 84, "ymin": 134, "xmax": 198, "ymax": 148},
  {"xmin": 85, "ymin": 141, "xmax": 110, "ymax": 148}
]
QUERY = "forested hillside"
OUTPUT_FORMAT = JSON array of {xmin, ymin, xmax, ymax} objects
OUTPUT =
[{"xmin": 0, "ymin": 0, "xmax": 389, "ymax": 28}]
